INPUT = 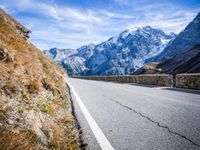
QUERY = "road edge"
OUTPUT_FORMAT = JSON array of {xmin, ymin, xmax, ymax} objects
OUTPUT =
[{"xmin": 65, "ymin": 78, "xmax": 115, "ymax": 150}]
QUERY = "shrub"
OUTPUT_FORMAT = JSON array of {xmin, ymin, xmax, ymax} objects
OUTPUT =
[
  {"xmin": 27, "ymin": 80, "xmax": 40, "ymax": 94},
  {"xmin": 4, "ymin": 80, "xmax": 18, "ymax": 96},
  {"xmin": 37, "ymin": 99, "xmax": 53, "ymax": 114}
]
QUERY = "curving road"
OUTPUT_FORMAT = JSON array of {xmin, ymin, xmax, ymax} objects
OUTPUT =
[{"xmin": 67, "ymin": 78, "xmax": 200, "ymax": 150}]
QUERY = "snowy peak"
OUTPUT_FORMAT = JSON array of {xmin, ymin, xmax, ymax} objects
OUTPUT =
[
  {"xmin": 76, "ymin": 43, "xmax": 95, "ymax": 59},
  {"xmin": 44, "ymin": 47, "xmax": 76, "ymax": 61},
  {"xmin": 45, "ymin": 26, "xmax": 176, "ymax": 76},
  {"xmin": 119, "ymin": 26, "xmax": 173, "ymax": 38},
  {"xmin": 119, "ymin": 27, "xmax": 138, "ymax": 38}
]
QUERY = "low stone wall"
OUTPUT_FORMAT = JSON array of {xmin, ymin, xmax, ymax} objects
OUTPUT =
[
  {"xmin": 76, "ymin": 74, "xmax": 172, "ymax": 87},
  {"xmin": 137, "ymin": 74, "xmax": 173, "ymax": 87},
  {"xmin": 176, "ymin": 73, "xmax": 200, "ymax": 90},
  {"xmin": 78, "ymin": 75, "xmax": 138, "ymax": 83},
  {"xmin": 75, "ymin": 73, "xmax": 200, "ymax": 89}
]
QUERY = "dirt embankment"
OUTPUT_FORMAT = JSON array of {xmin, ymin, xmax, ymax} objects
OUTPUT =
[{"xmin": 0, "ymin": 8, "xmax": 80, "ymax": 150}]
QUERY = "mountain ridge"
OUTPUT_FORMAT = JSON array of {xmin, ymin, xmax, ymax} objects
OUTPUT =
[
  {"xmin": 134, "ymin": 44, "xmax": 200, "ymax": 75},
  {"xmin": 134, "ymin": 12, "xmax": 200, "ymax": 75},
  {"xmin": 45, "ymin": 26, "xmax": 176, "ymax": 76},
  {"xmin": 155, "ymin": 12, "xmax": 200, "ymax": 61}
]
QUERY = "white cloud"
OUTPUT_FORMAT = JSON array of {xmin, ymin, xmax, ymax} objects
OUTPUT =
[{"xmin": 1, "ymin": 0, "xmax": 199, "ymax": 49}]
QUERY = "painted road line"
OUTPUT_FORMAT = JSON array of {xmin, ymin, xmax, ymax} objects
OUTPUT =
[{"xmin": 66, "ymin": 79, "xmax": 115, "ymax": 150}]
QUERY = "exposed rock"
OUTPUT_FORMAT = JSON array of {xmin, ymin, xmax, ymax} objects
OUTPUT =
[
  {"xmin": 132, "ymin": 62, "xmax": 162, "ymax": 75},
  {"xmin": 0, "ymin": 48, "xmax": 12, "ymax": 62}
]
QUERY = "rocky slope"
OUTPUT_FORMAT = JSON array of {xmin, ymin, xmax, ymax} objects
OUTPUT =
[
  {"xmin": 134, "ymin": 44, "xmax": 200, "ymax": 75},
  {"xmin": 0, "ymin": 8, "xmax": 79, "ymax": 150},
  {"xmin": 155, "ymin": 12, "xmax": 200, "ymax": 61},
  {"xmin": 45, "ymin": 26, "xmax": 175, "ymax": 76}
]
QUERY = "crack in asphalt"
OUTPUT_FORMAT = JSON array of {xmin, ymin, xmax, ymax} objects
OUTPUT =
[{"xmin": 108, "ymin": 98, "xmax": 200, "ymax": 148}]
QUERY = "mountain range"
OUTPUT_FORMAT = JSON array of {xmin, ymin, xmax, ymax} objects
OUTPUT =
[
  {"xmin": 44, "ymin": 26, "xmax": 176, "ymax": 76},
  {"xmin": 45, "ymin": 12, "xmax": 200, "ymax": 76}
]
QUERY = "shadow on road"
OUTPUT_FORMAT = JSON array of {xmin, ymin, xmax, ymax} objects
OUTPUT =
[
  {"xmin": 162, "ymin": 88, "xmax": 200, "ymax": 95},
  {"xmin": 128, "ymin": 83, "xmax": 160, "ymax": 88}
]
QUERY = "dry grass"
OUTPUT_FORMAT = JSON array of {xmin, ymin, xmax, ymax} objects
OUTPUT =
[
  {"xmin": 0, "ymin": 127, "xmax": 45, "ymax": 150},
  {"xmin": 0, "ymin": 8, "xmax": 80, "ymax": 150}
]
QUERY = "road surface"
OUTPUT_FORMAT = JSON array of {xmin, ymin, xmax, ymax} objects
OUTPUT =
[{"xmin": 67, "ymin": 78, "xmax": 200, "ymax": 150}]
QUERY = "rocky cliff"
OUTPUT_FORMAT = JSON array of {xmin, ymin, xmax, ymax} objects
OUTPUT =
[{"xmin": 0, "ymin": 8, "xmax": 79, "ymax": 150}]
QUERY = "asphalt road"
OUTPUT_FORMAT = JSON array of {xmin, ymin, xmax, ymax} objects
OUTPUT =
[{"xmin": 67, "ymin": 78, "xmax": 200, "ymax": 150}]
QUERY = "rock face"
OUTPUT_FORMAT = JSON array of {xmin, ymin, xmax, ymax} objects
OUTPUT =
[
  {"xmin": 134, "ymin": 44, "xmax": 200, "ymax": 75},
  {"xmin": 0, "ymin": 48, "xmax": 12, "ymax": 62},
  {"xmin": 0, "ymin": 8, "xmax": 79, "ymax": 150},
  {"xmin": 157, "ymin": 44, "xmax": 200, "ymax": 74},
  {"xmin": 45, "ymin": 26, "xmax": 175, "ymax": 76},
  {"xmin": 156, "ymin": 12, "xmax": 200, "ymax": 61}
]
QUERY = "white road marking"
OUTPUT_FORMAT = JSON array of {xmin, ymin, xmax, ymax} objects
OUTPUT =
[{"xmin": 65, "ymin": 79, "xmax": 115, "ymax": 150}]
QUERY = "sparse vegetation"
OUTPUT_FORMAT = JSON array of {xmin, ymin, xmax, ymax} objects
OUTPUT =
[
  {"xmin": 37, "ymin": 99, "xmax": 54, "ymax": 114},
  {"xmin": 0, "ymin": 127, "xmax": 41, "ymax": 150},
  {"xmin": 27, "ymin": 80, "xmax": 40, "ymax": 94},
  {"xmin": 0, "ymin": 8, "xmax": 80, "ymax": 149}
]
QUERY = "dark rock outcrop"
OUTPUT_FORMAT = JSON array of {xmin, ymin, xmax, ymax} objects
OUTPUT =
[{"xmin": 0, "ymin": 48, "xmax": 12, "ymax": 62}]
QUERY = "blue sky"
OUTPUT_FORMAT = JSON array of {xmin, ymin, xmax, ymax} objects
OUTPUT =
[{"xmin": 0, "ymin": 0, "xmax": 200, "ymax": 49}]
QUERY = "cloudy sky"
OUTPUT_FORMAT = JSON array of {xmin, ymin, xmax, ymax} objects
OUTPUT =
[{"xmin": 0, "ymin": 0, "xmax": 199, "ymax": 49}]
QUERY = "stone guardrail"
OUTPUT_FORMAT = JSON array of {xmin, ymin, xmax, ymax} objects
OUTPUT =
[
  {"xmin": 78, "ymin": 75, "xmax": 138, "ymax": 83},
  {"xmin": 75, "ymin": 73, "xmax": 200, "ymax": 90},
  {"xmin": 176, "ymin": 73, "xmax": 200, "ymax": 90},
  {"xmin": 76, "ymin": 74, "xmax": 173, "ymax": 87},
  {"xmin": 137, "ymin": 74, "xmax": 173, "ymax": 87},
  {"xmin": 77, "ymin": 75, "xmax": 138, "ymax": 83}
]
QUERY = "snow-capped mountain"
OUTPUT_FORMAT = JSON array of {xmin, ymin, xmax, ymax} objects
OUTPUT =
[
  {"xmin": 45, "ymin": 26, "xmax": 176, "ymax": 76},
  {"xmin": 134, "ymin": 12, "xmax": 200, "ymax": 75},
  {"xmin": 44, "ymin": 48, "xmax": 77, "ymax": 61},
  {"xmin": 155, "ymin": 12, "xmax": 200, "ymax": 61},
  {"xmin": 44, "ymin": 44, "xmax": 95, "ymax": 75}
]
